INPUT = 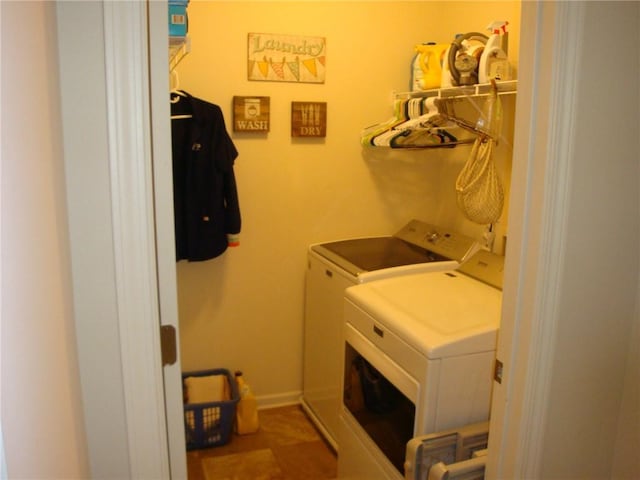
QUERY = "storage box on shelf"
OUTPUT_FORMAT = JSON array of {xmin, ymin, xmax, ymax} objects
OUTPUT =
[{"xmin": 168, "ymin": 0, "xmax": 189, "ymax": 37}]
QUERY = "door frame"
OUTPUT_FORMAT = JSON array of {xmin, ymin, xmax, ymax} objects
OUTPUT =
[
  {"xmin": 485, "ymin": 2, "xmax": 583, "ymax": 477},
  {"xmin": 102, "ymin": 1, "xmax": 573, "ymax": 478},
  {"xmin": 147, "ymin": 0, "xmax": 189, "ymax": 477},
  {"xmin": 102, "ymin": 1, "xmax": 184, "ymax": 478}
]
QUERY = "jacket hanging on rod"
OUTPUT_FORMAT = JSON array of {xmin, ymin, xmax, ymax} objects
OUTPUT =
[{"xmin": 171, "ymin": 90, "xmax": 242, "ymax": 261}]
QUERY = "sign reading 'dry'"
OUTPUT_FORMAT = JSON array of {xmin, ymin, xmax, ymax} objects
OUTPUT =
[
  {"xmin": 291, "ymin": 102, "xmax": 327, "ymax": 137},
  {"xmin": 248, "ymin": 33, "xmax": 326, "ymax": 84}
]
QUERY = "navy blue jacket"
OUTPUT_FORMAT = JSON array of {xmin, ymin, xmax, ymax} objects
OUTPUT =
[{"xmin": 171, "ymin": 91, "xmax": 241, "ymax": 261}]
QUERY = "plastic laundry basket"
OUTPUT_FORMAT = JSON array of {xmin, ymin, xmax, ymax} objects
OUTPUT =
[{"xmin": 182, "ymin": 368, "xmax": 239, "ymax": 449}]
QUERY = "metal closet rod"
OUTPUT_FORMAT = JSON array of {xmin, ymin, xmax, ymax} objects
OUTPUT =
[
  {"xmin": 392, "ymin": 79, "xmax": 517, "ymax": 142},
  {"xmin": 394, "ymin": 79, "xmax": 517, "ymax": 101},
  {"xmin": 436, "ymin": 80, "xmax": 506, "ymax": 141},
  {"xmin": 434, "ymin": 97, "xmax": 494, "ymax": 140},
  {"xmin": 169, "ymin": 35, "xmax": 191, "ymax": 72}
]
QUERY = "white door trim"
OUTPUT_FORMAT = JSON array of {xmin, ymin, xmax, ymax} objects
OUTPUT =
[
  {"xmin": 486, "ymin": 2, "xmax": 584, "ymax": 478},
  {"xmin": 101, "ymin": 1, "xmax": 590, "ymax": 478},
  {"xmin": 147, "ymin": 0, "xmax": 188, "ymax": 477},
  {"xmin": 102, "ymin": 2, "xmax": 171, "ymax": 478}
]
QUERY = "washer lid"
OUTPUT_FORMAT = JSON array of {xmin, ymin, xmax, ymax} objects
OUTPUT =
[
  {"xmin": 311, "ymin": 236, "xmax": 446, "ymax": 277},
  {"xmin": 309, "ymin": 220, "xmax": 480, "ymax": 278},
  {"xmin": 345, "ymin": 269, "xmax": 502, "ymax": 359}
]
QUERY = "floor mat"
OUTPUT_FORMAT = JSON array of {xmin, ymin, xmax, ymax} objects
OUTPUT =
[{"xmin": 202, "ymin": 448, "xmax": 284, "ymax": 480}]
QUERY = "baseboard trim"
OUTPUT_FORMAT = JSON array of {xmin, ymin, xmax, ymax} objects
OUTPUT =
[
  {"xmin": 256, "ymin": 391, "xmax": 302, "ymax": 410},
  {"xmin": 300, "ymin": 397, "xmax": 338, "ymax": 452}
]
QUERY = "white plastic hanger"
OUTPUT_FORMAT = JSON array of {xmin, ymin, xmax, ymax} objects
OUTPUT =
[{"xmin": 170, "ymin": 70, "xmax": 192, "ymax": 119}]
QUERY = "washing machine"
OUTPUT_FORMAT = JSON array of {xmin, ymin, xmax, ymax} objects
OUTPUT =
[
  {"xmin": 301, "ymin": 220, "xmax": 480, "ymax": 449},
  {"xmin": 337, "ymin": 249, "xmax": 504, "ymax": 479}
]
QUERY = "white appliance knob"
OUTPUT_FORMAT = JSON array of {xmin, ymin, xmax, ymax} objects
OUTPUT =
[{"xmin": 426, "ymin": 231, "xmax": 439, "ymax": 242}]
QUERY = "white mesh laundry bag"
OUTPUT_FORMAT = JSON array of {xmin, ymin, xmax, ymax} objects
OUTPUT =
[
  {"xmin": 455, "ymin": 86, "xmax": 504, "ymax": 224},
  {"xmin": 455, "ymin": 138, "xmax": 504, "ymax": 224}
]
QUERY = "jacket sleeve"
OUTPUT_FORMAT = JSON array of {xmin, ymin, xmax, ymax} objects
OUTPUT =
[{"xmin": 211, "ymin": 106, "xmax": 241, "ymax": 236}]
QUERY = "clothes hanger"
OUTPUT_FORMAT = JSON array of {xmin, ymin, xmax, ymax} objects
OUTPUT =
[
  {"xmin": 170, "ymin": 70, "xmax": 188, "ymax": 101},
  {"xmin": 170, "ymin": 70, "xmax": 192, "ymax": 119},
  {"xmin": 360, "ymin": 98, "xmax": 409, "ymax": 146}
]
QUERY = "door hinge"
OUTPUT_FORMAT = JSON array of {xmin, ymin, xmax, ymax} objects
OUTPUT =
[
  {"xmin": 160, "ymin": 325, "xmax": 177, "ymax": 366},
  {"xmin": 494, "ymin": 358, "xmax": 504, "ymax": 384}
]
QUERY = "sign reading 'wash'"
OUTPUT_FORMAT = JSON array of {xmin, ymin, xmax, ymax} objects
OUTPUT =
[
  {"xmin": 248, "ymin": 33, "xmax": 326, "ymax": 84},
  {"xmin": 233, "ymin": 96, "xmax": 270, "ymax": 133}
]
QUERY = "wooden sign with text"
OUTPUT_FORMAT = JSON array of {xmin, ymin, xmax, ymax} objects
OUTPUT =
[
  {"xmin": 248, "ymin": 33, "xmax": 326, "ymax": 84},
  {"xmin": 233, "ymin": 96, "xmax": 270, "ymax": 132},
  {"xmin": 291, "ymin": 102, "xmax": 326, "ymax": 137}
]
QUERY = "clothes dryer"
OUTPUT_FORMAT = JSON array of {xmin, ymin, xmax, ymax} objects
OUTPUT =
[
  {"xmin": 302, "ymin": 220, "xmax": 479, "ymax": 449},
  {"xmin": 337, "ymin": 250, "xmax": 503, "ymax": 480}
]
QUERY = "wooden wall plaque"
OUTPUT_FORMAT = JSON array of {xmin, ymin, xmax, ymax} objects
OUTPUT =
[
  {"xmin": 291, "ymin": 101, "xmax": 326, "ymax": 137},
  {"xmin": 248, "ymin": 33, "xmax": 326, "ymax": 84},
  {"xmin": 233, "ymin": 96, "xmax": 270, "ymax": 132}
]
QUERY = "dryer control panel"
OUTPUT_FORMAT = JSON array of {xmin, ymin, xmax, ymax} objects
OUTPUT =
[
  {"xmin": 394, "ymin": 219, "xmax": 479, "ymax": 263},
  {"xmin": 458, "ymin": 249, "xmax": 505, "ymax": 290}
]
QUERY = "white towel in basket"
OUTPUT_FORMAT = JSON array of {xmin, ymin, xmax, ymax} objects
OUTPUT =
[
  {"xmin": 184, "ymin": 374, "xmax": 230, "ymax": 432},
  {"xmin": 184, "ymin": 374, "xmax": 229, "ymax": 404}
]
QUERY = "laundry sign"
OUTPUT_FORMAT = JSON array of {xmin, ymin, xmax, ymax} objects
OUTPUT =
[
  {"xmin": 248, "ymin": 33, "xmax": 326, "ymax": 84},
  {"xmin": 233, "ymin": 96, "xmax": 270, "ymax": 132},
  {"xmin": 291, "ymin": 102, "xmax": 327, "ymax": 137}
]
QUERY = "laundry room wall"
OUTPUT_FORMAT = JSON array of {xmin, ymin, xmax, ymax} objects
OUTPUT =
[{"xmin": 174, "ymin": 0, "xmax": 520, "ymax": 405}]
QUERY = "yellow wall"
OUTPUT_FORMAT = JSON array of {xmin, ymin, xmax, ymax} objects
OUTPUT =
[{"xmin": 175, "ymin": 0, "xmax": 520, "ymax": 404}]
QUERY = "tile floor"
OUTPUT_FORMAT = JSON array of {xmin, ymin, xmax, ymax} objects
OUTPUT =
[{"xmin": 186, "ymin": 404, "xmax": 337, "ymax": 480}]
